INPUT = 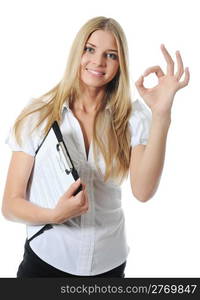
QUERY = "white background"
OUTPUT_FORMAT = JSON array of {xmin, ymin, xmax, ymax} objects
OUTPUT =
[{"xmin": 0, "ymin": 0, "xmax": 199, "ymax": 277}]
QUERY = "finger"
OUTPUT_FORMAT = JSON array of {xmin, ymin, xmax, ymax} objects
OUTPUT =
[
  {"xmin": 82, "ymin": 191, "xmax": 89, "ymax": 207},
  {"xmin": 177, "ymin": 67, "xmax": 190, "ymax": 90},
  {"xmin": 135, "ymin": 75, "xmax": 148, "ymax": 95},
  {"xmin": 82, "ymin": 183, "xmax": 86, "ymax": 189},
  {"xmin": 77, "ymin": 190, "xmax": 88, "ymax": 207},
  {"xmin": 82, "ymin": 188, "xmax": 88, "ymax": 201},
  {"xmin": 81, "ymin": 202, "xmax": 89, "ymax": 213},
  {"xmin": 65, "ymin": 178, "xmax": 82, "ymax": 198},
  {"xmin": 161, "ymin": 44, "xmax": 174, "ymax": 75},
  {"xmin": 83, "ymin": 203, "xmax": 89, "ymax": 213},
  {"xmin": 75, "ymin": 190, "xmax": 86, "ymax": 205},
  {"xmin": 143, "ymin": 65, "xmax": 165, "ymax": 78},
  {"xmin": 82, "ymin": 194, "xmax": 88, "ymax": 207},
  {"xmin": 175, "ymin": 50, "xmax": 184, "ymax": 81}
]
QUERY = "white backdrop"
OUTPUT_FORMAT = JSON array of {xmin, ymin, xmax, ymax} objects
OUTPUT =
[{"xmin": 0, "ymin": 0, "xmax": 199, "ymax": 277}]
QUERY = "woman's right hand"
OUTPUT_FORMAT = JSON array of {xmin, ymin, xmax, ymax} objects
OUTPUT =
[{"xmin": 52, "ymin": 178, "xmax": 88, "ymax": 224}]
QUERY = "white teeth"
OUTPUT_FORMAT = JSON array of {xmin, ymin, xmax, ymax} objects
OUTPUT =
[{"xmin": 86, "ymin": 68, "xmax": 105, "ymax": 75}]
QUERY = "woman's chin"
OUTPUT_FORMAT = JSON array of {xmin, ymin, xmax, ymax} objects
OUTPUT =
[{"xmin": 81, "ymin": 79, "xmax": 106, "ymax": 89}]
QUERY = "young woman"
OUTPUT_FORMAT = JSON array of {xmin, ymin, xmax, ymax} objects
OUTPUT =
[{"xmin": 2, "ymin": 16, "xmax": 189, "ymax": 278}]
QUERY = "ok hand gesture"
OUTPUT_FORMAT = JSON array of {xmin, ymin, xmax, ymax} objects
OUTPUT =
[{"xmin": 135, "ymin": 44, "xmax": 190, "ymax": 117}]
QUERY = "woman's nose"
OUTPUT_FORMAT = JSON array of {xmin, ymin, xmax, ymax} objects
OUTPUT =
[{"xmin": 92, "ymin": 54, "xmax": 106, "ymax": 66}]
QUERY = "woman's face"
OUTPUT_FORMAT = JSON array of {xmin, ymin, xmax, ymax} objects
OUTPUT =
[{"xmin": 80, "ymin": 30, "xmax": 119, "ymax": 89}]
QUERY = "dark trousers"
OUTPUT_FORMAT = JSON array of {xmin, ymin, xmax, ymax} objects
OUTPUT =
[{"xmin": 17, "ymin": 239, "xmax": 126, "ymax": 278}]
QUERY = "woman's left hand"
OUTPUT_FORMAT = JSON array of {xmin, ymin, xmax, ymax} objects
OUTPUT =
[{"xmin": 135, "ymin": 44, "xmax": 190, "ymax": 117}]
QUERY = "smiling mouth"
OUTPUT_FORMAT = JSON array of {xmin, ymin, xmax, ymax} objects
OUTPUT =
[{"xmin": 86, "ymin": 68, "xmax": 105, "ymax": 76}]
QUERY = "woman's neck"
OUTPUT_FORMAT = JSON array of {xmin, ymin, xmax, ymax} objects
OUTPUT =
[{"xmin": 73, "ymin": 87, "xmax": 105, "ymax": 114}]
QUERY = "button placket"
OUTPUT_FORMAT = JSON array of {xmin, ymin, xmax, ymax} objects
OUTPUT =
[
  {"xmin": 63, "ymin": 107, "xmax": 96, "ymax": 274},
  {"xmin": 77, "ymin": 166, "xmax": 95, "ymax": 274},
  {"xmin": 65, "ymin": 112, "xmax": 84, "ymax": 162},
  {"xmin": 60, "ymin": 116, "xmax": 83, "ymax": 172},
  {"xmin": 69, "ymin": 110, "xmax": 91, "ymax": 162}
]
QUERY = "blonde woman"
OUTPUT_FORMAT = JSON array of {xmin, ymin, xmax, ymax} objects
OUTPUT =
[{"xmin": 2, "ymin": 16, "xmax": 189, "ymax": 278}]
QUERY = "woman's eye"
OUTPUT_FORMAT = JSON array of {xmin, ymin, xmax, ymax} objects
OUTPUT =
[
  {"xmin": 84, "ymin": 46, "xmax": 94, "ymax": 53},
  {"xmin": 84, "ymin": 47, "xmax": 118, "ymax": 60},
  {"xmin": 107, "ymin": 53, "xmax": 118, "ymax": 60}
]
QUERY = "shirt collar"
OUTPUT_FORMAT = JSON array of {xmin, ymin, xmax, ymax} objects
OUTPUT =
[{"xmin": 62, "ymin": 100, "xmax": 70, "ymax": 112}]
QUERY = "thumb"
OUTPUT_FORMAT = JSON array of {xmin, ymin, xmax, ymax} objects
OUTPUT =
[
  {"xmin": 65, "ymin": 178, "xmax": 82, "ymax": 198},
  {"xmin": 135, "ymin": 75, "xmax": 147, "ymax": 95}
]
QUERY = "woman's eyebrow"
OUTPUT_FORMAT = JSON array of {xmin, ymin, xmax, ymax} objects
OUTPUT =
[{"xmin": 86, "ymin": 42, "xmax": 118, "ymax": 53}]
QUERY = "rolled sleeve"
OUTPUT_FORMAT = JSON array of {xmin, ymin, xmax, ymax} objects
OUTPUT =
[
  {"xmin": 5, "ymin": 112, "xmax": 44, "ymax": 157},
  {"xmin": 129, "ymin": 99, "xmax": 152, "ymax": 148}
]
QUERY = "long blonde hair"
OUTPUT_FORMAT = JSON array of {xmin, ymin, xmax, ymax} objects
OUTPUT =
[{"xmin": 13, "ymin": 16, "xmax": 133, "ymax": 184}]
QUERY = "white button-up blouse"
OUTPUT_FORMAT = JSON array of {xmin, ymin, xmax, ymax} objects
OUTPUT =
[{"xmin": 5, "ymin": 98, "xmax": 152, "ymax": 276}]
